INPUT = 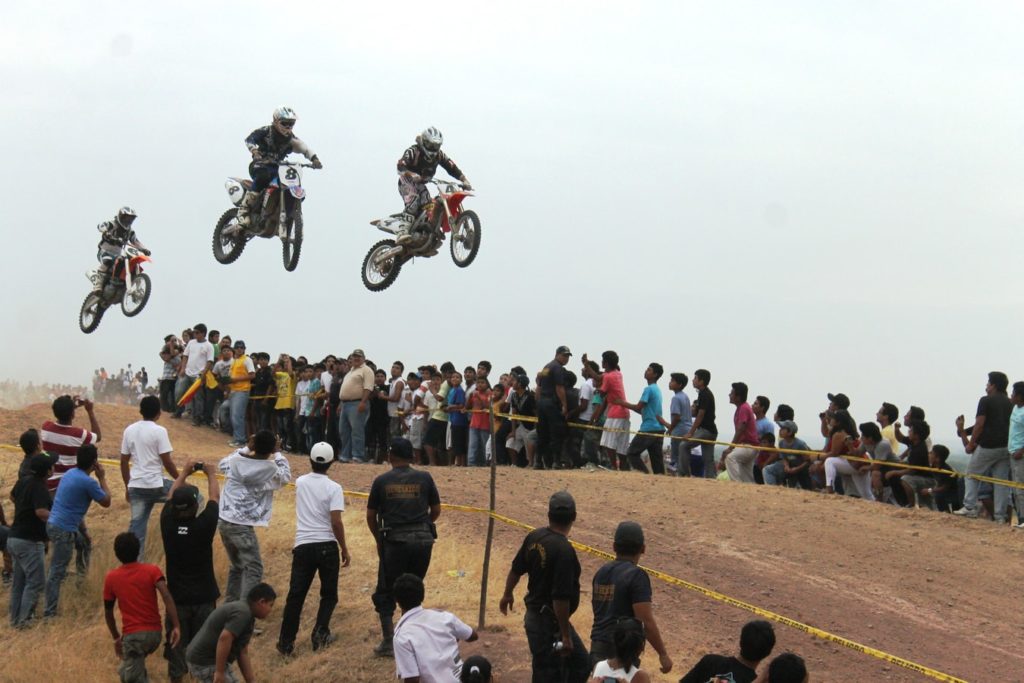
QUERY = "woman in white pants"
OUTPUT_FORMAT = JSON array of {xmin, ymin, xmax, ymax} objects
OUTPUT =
[{"xmin": 822, "ymin": 410, "xmax": 875, "ymax": 501}]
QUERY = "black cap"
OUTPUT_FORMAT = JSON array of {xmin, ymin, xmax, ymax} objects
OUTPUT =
[
  {"xmin": 549, "ymin": 490, "xmax": 576, "ymax": 513},
  {"xmin": 614, "ymin": 521, "xmax": 644, "ymax": 546},
  {"xmin": 170, "ymin": 485, "xmax": 199, "ymax": 511},
  {"xmin": 462, "ymin": 655, "xmax": 492, "ymax": 680},
  {"xmin": 556, "ymin": 345, "xmax": 573, "ymax": 356},
  {"xmin": 389, "ymin": 437, "xmax": 414, "ymax": 461},
  {"xmin": 827, "ymin": 392, "xmax": 850, "ymax": 410},
  {"xmin": 29, "ymin": 453, "xmax": 53, "ymax": 476},
  {"xmin": 233, "ymin": 340, "xmax": 246, "ymax": 349}
]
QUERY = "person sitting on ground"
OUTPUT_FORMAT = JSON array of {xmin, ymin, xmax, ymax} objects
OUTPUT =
[
  {"xmin": 185, "ymin": 582, "xmax": 277, "ymax": 683},
  {"xmin": 103, "ymin": 532, "xmax": 181, "ymax": 683},
  {"xmin": 589, "ymin": 617, "xmax": 652, "ymax": 683},
  {"xmin": 885, "ymin": 420, "xmax": 933, "ymax": 508},
  {"xmin": 924, "ymin": 445, "xmax": 957, "ymax": 513},
  {"xmin": 393, "ymin": 573, "xmax": 479, "ymax": 683},
  {"xmin": 822, "ymin": 410, "xmax": 873, "ymax": 500},
  {"xmin": 678, "ymin": 619, "xmax": 776, "ymax": 683},
  {"xmin": 759, "ymin": 653, "xmax": 808, "ymax": 683},
  {"xmin": 853, "ymin": 422, "xmax": 900, "ymax": 503},
  {"xmin": 762, "ymin": 421, "xmax": 812, "ymax": 489}
]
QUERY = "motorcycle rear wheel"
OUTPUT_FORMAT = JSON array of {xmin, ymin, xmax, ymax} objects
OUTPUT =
[
  {"xmin": 362, "ymin": 239, "xmax": 402, "ymax": 292},
  {"xmin": 212, "ymin": 208, "xmax": 248, "ymax": 264},
  {"xmin": 121, "ymin": 273, "xmax": 152, "ymax": 317},
  {"xmin": 450, "ymin": 210, "xmax": 481, "ymax": 268},
  {"xmin": 282, "ymin": 203, "xmax": 303, "ymax": 272},
  {"xmin": 79, "ymin": 293, "xmax": 106, "ymax": 334}
]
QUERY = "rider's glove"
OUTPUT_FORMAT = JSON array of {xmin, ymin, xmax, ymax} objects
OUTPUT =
[
  {"xmin": 462, "ymin": 178, "xmax": 473, "ymax": 191},
  {"xmin": 141, "ymin": 248, "xmax": 152, "ymax": 256},
  {"xmin": 311, "ymin": 156, "xmax": 323, "ymax": 170}
]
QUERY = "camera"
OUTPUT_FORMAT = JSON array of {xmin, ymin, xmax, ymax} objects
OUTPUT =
[{"xmin": 192, "ymin": 462, "xmax": 205, "ymax": 473}]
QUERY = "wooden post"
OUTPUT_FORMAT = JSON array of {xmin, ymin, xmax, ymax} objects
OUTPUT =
[{"xmin": 478, "ymin": 401, "xmax": 498, "ymax": 628}]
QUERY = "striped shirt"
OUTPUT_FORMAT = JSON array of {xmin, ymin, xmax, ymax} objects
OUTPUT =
[{"xmin": 40, "ymin": 420, "xmax": 97, "ymax": 493}]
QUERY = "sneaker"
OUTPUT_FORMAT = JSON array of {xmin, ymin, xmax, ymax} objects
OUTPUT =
[
  {"xmin": 584, "ymin": 463, "xmax": 597, "ymax": 473},
  {"xmin": 396, "ymin": 230, "xmax": 414, "ymax": 245},
  {"xmin": 228, "ymin": 440, "xmax": 246, "ymax": 448},
  {"xmin": 953, "ymin": 507, "xmax": 978, "ymax": 518},
  {"xmin": 1013, "ymin": 521, "xmax": 1024, "ymax": 530}
]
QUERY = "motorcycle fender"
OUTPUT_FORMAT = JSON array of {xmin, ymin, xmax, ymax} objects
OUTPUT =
[
  {"xmin": 225, "ymin": 178, "xmax": 246, "ymax": 205},
  {"xmin": 289, "ymin": 186, "xmax": 306, "ymax": 200}
]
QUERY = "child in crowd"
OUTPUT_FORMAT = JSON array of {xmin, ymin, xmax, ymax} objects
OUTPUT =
[
  {"xmin": 423, "ymin": 373, "xmax": 447, "ymax": 466},
  {"xmin": 305, "ymin": 363, "xmax": 326, "ymax": 451},
  {"xmin": 273, "ymin": 355, "xmax": 295, "ymax": 452},
  {"xmin": 590, "ymin": 617, "xmax": 652, "ymax": 683},
  {"xmin": 762, "ymin": 653, "xmax": 808, "ymax": 683},
  {"xmin": 466, "ymin": 377, "xmax": 492, "ymax": 467},
  {"xmin": 678, "ymin": 619, "xmax": 776, "ymax": 683},
  {"xmin": 103, "ymin": 533, "xmax": 181, "ymax": 683},
  {"xmin": 926, "ymin": 445, "xmax": 957, "ymax": 513},
  {"xmin": 406, "ymin": 373, "xmax": 427, "ymax": 464},
  {"xmin": 392, "ymin": 573, "xmax": 478, "ymax": 683},
  {"xmin": 294, "ymin": 365, "xmax": 313, "ymax": 455},
  {"xmin": 447, "ymin": 372, "xmax": 469, "ymax": 467}
]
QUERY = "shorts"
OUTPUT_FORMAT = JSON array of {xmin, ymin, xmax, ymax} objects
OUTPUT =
[
  {"xmin": 424, "ymin": 419, "xmax": 447, "ymax": 449},
  {"xmin": 600, "ymin": 417, "xmax": 631, "ymax": 454},
  {"xmin": 408, "ymin": 419, "xmax": 425, "ymax": 449},
  {"xmin": 902, "ymin": 474, "xmax": 937, "ymax": 493},
  {"xmin": 450, "ymin": 424, "xmax": 468, "ymax": 454},
  {"xmin": 506, "ymin": 424, "xmax": 537, "ymax": 451}
]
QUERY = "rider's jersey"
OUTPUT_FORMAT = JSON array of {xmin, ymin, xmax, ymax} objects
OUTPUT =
[
  {"xmin": 245, "ymin": 126, "xmax": 316, "ymax": 163},
  {"xmin": 96, "ymin": 219, "xmax": 136, "ymax": 253},
  {"xmin": 396, "ymin": 144, "xmax": 462, "ymax": 181}
]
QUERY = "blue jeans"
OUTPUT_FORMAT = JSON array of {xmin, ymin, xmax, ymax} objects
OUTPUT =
[
  {"xmin": 128, "ymin": 480, "xmax": 172, "ymax": 560},
  {"xmin": 468, "ymin": 427, "xmax": 489, "ymax": 466},
  {"xmin": 173, "ymin": 375, "xmax": 193, "ymax": 416},
  {"xmin": 229, "ymin": 390, "xmax": 250, "ymax": 443},
  {"xmin": 762, "ymin": 460, "xmax": 786, "ymax": 486},
  {"xmin": 8, "ymin": 536, "xmax": 45, "ymax": 627},
  {"xmin": 219, "ymin": 521, "xmax": 263, "ymax": 603},
  {"xmin": 339, "ymin": 401, "xmax": 368, "ymax": 462},
  {"xmin": 44, "ymin": 524, "xmax": 77, "ymax": 617}
]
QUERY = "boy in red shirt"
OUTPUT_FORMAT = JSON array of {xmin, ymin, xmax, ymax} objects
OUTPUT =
[{"xmin": 103, "ymin": 532, "xmax": 180, "ymax": 683}]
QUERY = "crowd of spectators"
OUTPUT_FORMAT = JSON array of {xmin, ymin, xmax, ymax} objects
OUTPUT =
[{"xmin": 0, "ymin": 381, "xmax": 90, "ymax": 409}]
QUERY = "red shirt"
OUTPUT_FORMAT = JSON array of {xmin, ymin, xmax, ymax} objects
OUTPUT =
[
  {"xmin": 103, "ymin": 562, "xmax": 165, "ymax": 635},
  {"xmin": 733, "ymin": 403, "xmax": 758, "ymax": 446},
  {"xmin": 40, "ymin": 420, "xmax": 97, "ymax": 493},
  {"xmin": 467, "ymin": 390, "xmax": 492, "ymax": 430},
  {"xmin": 600, "ymin": 370, "xmax": 629, "ymax": 420}
]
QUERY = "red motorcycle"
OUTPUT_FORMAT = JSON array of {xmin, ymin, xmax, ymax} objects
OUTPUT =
[
  {"xmin": 361, "ymin": 179, "xmax": 481, "ymax": 291},
  {"xmin": 80, "ymin": 243, "xmax": 153, "ymax": 333}
]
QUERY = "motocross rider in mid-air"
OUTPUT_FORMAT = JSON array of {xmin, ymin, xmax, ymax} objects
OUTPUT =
[
  {"xmin": 236, "ymin": 106, "xmax": 323, "ymax": 228},
  {"xmin": 394, "ymin": 127, "xmax": 472, "ymax": 244},
  {"xmin": 91, "ymin": 206, "xmax": 150, "ymax": 291}
]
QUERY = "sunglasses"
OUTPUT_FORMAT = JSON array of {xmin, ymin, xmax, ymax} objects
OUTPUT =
[{"xmin": 278, "ymin": 120, "xmax": 295, "ymax": 129}]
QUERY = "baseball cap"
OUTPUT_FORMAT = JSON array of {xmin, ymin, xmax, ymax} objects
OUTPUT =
[
  {"xmin": 351, "ymin": 348, "xmax": 365, "ymax": 358},
  {"xmin": 614, "ymin": 521, "xmax": 644, "ymax": 546},
  {"xmin": 462, "ymin": 656, "xmax": 492, "ymax": 680},
  {"xmin": 29, "ymin": 453, "xmax": 53, "ymax": 476},
  {"xmin": 556, "ymin": 345, "xmax": 573, "ymax": 356},
  {"xmin": 233, "ymin": 340, "xmax": 246, "ymax": 349},
  {"xmin": 827, "ymin": 392, "xmax": 850, "ymax": 410},
  {"xmin": 389, "ymin": 437, "xmax": 414, "ymax": 461},
  {"xmin": 310, "ymin": 442, "xmax": 334, "ymax": 464},
  {"xmin": 776, "ymin": 420, "xmax": 798, "ymax": 434},
  {"xmin": 549, "ymin": 490, "xmax": 576, "ymax": 513},
  {"xmin": 170, "ymin": 485, "xmax": 200, "ymax": 511}
]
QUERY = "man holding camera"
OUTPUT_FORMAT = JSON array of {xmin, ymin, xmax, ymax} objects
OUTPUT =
[{"xmin": 161, "ymin": 458, "xmax": 220, "ymax": 683}]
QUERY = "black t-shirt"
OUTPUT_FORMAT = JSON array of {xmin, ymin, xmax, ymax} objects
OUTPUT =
[
  {"xmin": 510, "ymin": 527, "xmax": 581, "ymax": 613},
  {"xmin": 328, "ymin": 372, "xmax": 344, "ymax": 408},
  {"xmin": 977, "ymin": 393, "xmax": 1012, "ymax": 448},
  {"xmin": 590, "ymin": 559, "xmax": 652, "ymax": 645},
  {"xmin": 370, "ymin": 383, "xmax": 390, "ymax": 426},
  {"xmin": 907, "ymin": 441, "xmax": 929, "ymax": 468},
  {"xmin": 160, "ymin": 501, "xmax": 221, "ymax": 605},
  {"xmin": 367, "ymin": 467, "xmax": 440, "ymax": 527},
  {"xmin": 510, "ymin": 390, "xmax": 537, "ymax": 431},
  {"xmin": 251, "ymin": 366, "xmax": 274, "ymax": 398},
  {"xmin": 693, "ymin": 387, "xmax": 717, "ymax": 435},
  {"xmin": 932, "ymin": 462, "xmax": 956, "ymax": 493},
  {"xmin": 679, "ymin": 654, "xmax": 757, "ymax": 683},
  {"xmin": 538, "ymin": 361, "xmax": 566, "ymax": 399},
  {"xmin": 10, "ymin": 476, "xmax": 52, "ymax": 541},
  {"xmin": 19, "ymin": 453, "xmax": 58, "ymax": 480}
]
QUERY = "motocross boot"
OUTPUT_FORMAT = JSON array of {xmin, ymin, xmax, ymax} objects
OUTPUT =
[
  {"xmin": 395, "ymin": 212, "xmax": 417, "ymax": 245},
  {"xmin": 235, "ymin": 191, "xmax": 260, "ymax": 228},
  {"xmin": 89, "ymin": 265, "xmax": 109, "ymax": 293}
]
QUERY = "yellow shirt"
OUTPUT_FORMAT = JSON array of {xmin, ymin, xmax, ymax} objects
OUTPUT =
[
  {"xmin": 881, "ymin": 424, "xmax": 899, "ymax": 454},
  {"xmin": 230, "ymin": 355, "xmax": 253, "ymax": 393},
  {"xmin": 274, "ymin": 372, "xmax": 294, "ymax": 410}
]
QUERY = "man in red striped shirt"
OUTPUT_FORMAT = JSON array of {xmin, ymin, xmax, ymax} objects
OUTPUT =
[{"xmin": 40, "ymin": 394, "xmax": 102, "ymax": 574}]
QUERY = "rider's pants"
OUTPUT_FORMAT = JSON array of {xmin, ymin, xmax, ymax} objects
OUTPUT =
[
  {"xmin": 397, "ymin": 176, "xmax": 430, "ymax": 217},
  {"xmin": 248, "ymin": 161, "xmax": 278, "ymax": 193}
]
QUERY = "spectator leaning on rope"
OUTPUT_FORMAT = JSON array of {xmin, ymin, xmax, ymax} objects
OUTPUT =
[
  {"xmin": 955, "ymin": 371, "xmax": 1013, "ymax": 522},
  {"xmin": 227, "ymin": 340, "xmax": 256, "ymax": 449}
]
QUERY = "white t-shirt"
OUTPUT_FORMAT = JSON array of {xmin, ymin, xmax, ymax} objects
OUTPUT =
[
  {"xmin": 294, "ymin": 472, "xmax": 344, "ymax": 547},
  {"xmin": 579, "ymin": 378, "xmax": 595, "ymax": 421},
  {"xmin": 411, "ymin": 387, "xmax": 427, "ymax": 421},
  {"xmin": 320, "ymin": 371, "xmax": 333, "ymax": 394},
  {"xmin": 295, "ymin": 379, "xmax": 311, "ymax": 415},
  {"xmin": 394, "ymin": 606, "xmax": 473, "ymax": 683},
  {"xmin": 592, "ymin": 660, "xmax": 639, "ymax": 681},
  {"xmin": 183, "ymin": 339, "xmax": 216, "ymax": 377},
  {"xmin": 120, "ymin": 420, "xmax": 173, "ymax": 489},
  {"xmin": 387, "ymin": 378, "xmax": 405, "ymax": 418}
]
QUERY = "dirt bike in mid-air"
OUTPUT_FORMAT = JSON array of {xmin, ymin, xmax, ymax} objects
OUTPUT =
[
  {"xmin": 213, "ymin": 158, "xmax": 316, "ymax": 272},
  {"xmin": 362, "ymin": 179, "xmax": 481, "ymax": 291},
  {"xmin": 79, "ymin": 244, "xmax": 153, "ymax": 333}
]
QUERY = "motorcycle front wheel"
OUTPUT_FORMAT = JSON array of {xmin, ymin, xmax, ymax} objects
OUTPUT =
[
  {"xmin": 450, "ymin": 210, "xmax": 481, "ymax": 268},
  {"xmin": 212, "ymin": 208, "xmax": 248, "ymax": 264},
  {"xmin": 79, "ymin": 292, "xmax": 106, "ymax": 334},
  {"xmin": 282, "ymin": 203, "xmax": 303, "ymax": 272},
  {"xmin": 122, "ymin": 273, "xmax": 152, "ymax": 317},
  {"xmin": 362, "ymin": 239, "xmax": 403, "ymax": 292}
]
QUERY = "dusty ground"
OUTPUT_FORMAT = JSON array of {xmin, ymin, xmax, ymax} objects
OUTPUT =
[{"xmin": 1, "ymin": 402, "xmax": 1021, "ymax": 682}]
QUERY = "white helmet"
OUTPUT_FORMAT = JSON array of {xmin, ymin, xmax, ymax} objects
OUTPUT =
[
  {"xmin": 116, "ymin": 206, "xmax": 137, "ymax": 229},
  {"xmin": 309, "ymin": 441, "xmax": 334, "ymax": 464},
  {"xmin": 273, "ymin": 106, "xmax": 297, "ymax": 122},
  {"xmin": 418, "ymin": 126, "xmax": 443, "ymax": 160}
]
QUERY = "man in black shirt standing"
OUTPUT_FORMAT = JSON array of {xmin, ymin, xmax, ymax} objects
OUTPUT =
[
  {"xmin": 7, "ymin": 454, "xmax": 53, "ymax": 628},
  {"xmin": 366, "ymin": 438, "xmax": 441, "ymax": 657},
  {"xmin": 500, "ymin": 491, "xmax": 589, "ymax": 683},
  {"xmin": 955, "ymin": 371, "xmax": 1013, "ymax": 522},
  {"xmin": 683, "ymin": 369, "xmax": 718, "ymax": 478},
  {"xmin": 536, "ymin": 346, "xmax": 572, "ymax": 470},
  {"xmin": 160, "ymin": 459, "xmax": 221, "ymax": 683},
  {"xmin": 590, "ymin": 521, "xmax": 672, "ymax": 674}
]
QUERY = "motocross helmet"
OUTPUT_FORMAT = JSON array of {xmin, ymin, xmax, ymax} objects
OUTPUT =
[
  {"xmin": 116, "ymin": 206, "xmax": 137, "ymax": 229},
  {"xmin": 273, "ymin": 107, "xmax": 297, "ymax": 136},
  {"xmin": 418, "ymin": 126, "xmax": 443, "ymax": 161}
]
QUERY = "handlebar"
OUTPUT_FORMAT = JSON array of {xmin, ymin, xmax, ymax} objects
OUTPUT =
[
  {"xmin": 426, "ymin": 178, "xmax": 471, "ymax": 190},
  {"xmin": 252, "ymin": 158, "xmax": 318, "ymax": 168}
]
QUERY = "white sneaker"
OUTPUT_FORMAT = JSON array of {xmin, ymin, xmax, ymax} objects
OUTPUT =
[
  {"xmin": 953, "ymin": 507, "xmax": 978, "ymax": 518},
  {"xmin": 1013, "ymin": 521, "xmax": 1024, "ymax": 530}
]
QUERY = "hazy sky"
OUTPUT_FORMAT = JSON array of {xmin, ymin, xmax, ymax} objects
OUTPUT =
[{"xmin": 2, "ymin": 1, "xmax": 1023, "ymax": 446}]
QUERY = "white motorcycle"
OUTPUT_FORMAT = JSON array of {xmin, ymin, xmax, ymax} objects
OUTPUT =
[
  {"xmin": 79, "ymin": 243, "xmax": 153, "ymax": 333},
  {"xmin": 361, "ymin": 179, "xmax": 481, "ymax": 291},
  {"xmin": 212, "ymin": 158, "xmax": 316, "ymax": 272}
]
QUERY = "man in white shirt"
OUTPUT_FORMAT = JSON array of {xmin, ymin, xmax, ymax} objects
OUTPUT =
[
  {"xmin": 120, "ymin": 395, "xmax": 178, "ymax": 560},
  {"xmin": 276, "ymin": 442, "xmax": 350, "ymax": 656},
  {"xmin": 393, "ymin": 573, "xmax": 478, "ymax": 683},
  {"xmin": 218, "ymin": 429, "xmax": 292, "ymax": 602},
  {"xmin": 178, "ymin": 323, "xmax": 216, "ymax": 426}
]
